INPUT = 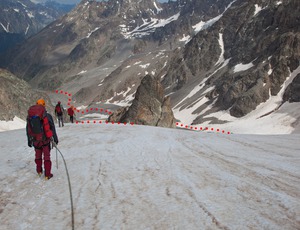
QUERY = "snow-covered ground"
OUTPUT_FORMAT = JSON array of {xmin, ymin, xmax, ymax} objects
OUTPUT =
[
  {"xmin": 0, "ymin": 117, "xmax": 26, "ymax": 132},
  {"xmin": 0, "ymin": 123, "xmax": 299, "ymax": 229}
]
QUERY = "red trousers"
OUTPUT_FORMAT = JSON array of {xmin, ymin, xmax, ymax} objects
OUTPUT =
[{"xmin": 34, "ymin": 143, "xmax": 52, "ymax": 177}]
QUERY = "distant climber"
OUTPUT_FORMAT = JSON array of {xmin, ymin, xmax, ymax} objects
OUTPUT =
[
  {"xmin": 55, "ymin": 101, "xmax": 64, "ymax": 127},
  {"xmin": 67, "ymin": 106, "xmax": 75, "ymax": 123}
]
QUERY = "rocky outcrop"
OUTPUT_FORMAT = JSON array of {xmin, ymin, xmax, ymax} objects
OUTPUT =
[
  {"xmin": 0, "ymin": 69, "xmax": 52, "ymax": 121},
  {"xmin": 107, "ymin": 106, "xmax": 128, "ymax": 122},
  {"xmin": 108, "ymin": 75, "xmax": 176, "ymax": 128}
]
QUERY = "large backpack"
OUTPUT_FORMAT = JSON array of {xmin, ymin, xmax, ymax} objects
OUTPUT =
[
  {"xmin": 27, "ymin": 105, "xmax": 53, "ymax": 141},
  {"xmin": 67, "ymin": 107, "xmax": 74, "ymax": 116},
  {"xmin": 55, "ymin": 104, "xmax": 62, "ymax": 115}
]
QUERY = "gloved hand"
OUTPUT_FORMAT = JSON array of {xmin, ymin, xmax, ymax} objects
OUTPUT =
[
  {"xmin": 55, "ymin": 139, "xmax": 58, "ymax": 145},
  {"xmin": 28, "ymin": 140, "xmax": 32, "ymax": 148}
]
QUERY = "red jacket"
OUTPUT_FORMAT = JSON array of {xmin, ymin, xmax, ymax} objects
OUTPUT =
[{"xmin": 67, "ymin": 107, "xmax": 74, "ymax": 116}]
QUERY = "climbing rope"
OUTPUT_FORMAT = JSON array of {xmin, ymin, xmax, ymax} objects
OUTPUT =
[{"xmin": 52, "ymin": 141, "xmax": 75, "ymax": 230}]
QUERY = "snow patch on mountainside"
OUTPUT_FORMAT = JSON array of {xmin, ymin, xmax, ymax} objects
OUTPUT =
[
  {"xmin": 173, "ymin": 65, "xmax": 300, "ymax": 134},
  {"xmin": 174, "ymin": 97, "xmax": 210, "ymax": 125},
  {"xmin": 86, "ymin": 27, "xmax": 100, "ymax": 38},
  {"xmin": 204, "ymin": 66, "xmax": 300, "ymax": 134},
  {"xmin": 215, "ymin": 33, "xmax": 225, "ymax": 66},
  {"xmin": 179, "ymin": 34, "xmax": 191, "ymax": 43},
  {"xmin": 192, "ymin": 15, "xmax": 222, "ymax": 33},
  {"xmin": 0, "ymin": 22, "xmax": 10, "ymax": 32},
  {"xmin": 193, "ymin": 0, "xmax": 237, "ymax": 34},
  {"xmin": 122, "ymin": 13, "xmax": 180, "ymax": 39},
  {"xmin": 233, "ymin": 62, "xmax": 254, "ymax": 73},
  {"xmin": 254, "ymin": 4, "xmax": 263, "ymax": 16},
  {"xmin": 153, "ymin": 1, "xmax": 162, "ymax": 13}
]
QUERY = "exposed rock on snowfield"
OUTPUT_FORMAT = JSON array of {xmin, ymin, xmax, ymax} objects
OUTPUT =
[
  {"xmin": 0, "ymin": 68, "xmax": 52, "ymax": 121},
  {"xmin": 109, "ymin": 74, "xmax": 176, "ymax": 128}
]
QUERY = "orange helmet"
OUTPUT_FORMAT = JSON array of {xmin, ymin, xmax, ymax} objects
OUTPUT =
[{"xmin": 36, "ymin": 99, "xmax": 46, "ymax": 107}]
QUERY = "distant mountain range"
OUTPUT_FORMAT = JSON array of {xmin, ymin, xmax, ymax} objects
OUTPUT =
[
  {"xmin": 0, "ymin": 0, "xmax": 75, "ymax": 53},
  {"xmin": 0, "ymin": 0, "xmax": 299, "ymax": 127}
]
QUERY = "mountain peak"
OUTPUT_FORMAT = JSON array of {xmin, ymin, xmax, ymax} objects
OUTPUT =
[{"xmin": 76, "ymin": 0, "xmax": 163, "ymax": 16}]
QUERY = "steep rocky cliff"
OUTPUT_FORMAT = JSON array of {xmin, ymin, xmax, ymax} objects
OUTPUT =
[{"xmin": 160, "ymin": 0, "xmax": 300, "ymax": 123}]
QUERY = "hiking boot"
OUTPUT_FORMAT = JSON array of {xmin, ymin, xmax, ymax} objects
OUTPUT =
[
  {"xmin": 38, "ymin": 172, "xmax": 43, "ymax": 177},
  {"xmin": 45, "ymin": 174, "xmax": 53, "ymax": 180}
]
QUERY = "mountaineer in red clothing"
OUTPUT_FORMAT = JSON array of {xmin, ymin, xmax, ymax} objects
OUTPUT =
[
  {"xmin": 26, "ymin": 99, "xmax": 58, "ymax": 180},
  {"xmin": 67, "ymin": 106, "xmax": 75, "ymax": 123}
]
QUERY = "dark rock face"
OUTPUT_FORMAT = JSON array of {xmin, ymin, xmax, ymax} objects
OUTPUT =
[
  {"xmin": 0, "ymin": 32, "xmax": 25, "ymax": 54},
  {"xmin": 162, "ymin": 0, "xmax": 300, "ymax": 122},
  {"xmin": 109, "ymin": 75, "xmax": 176, "ymax": 128},
  {"xmin": 283, "ymin": 74, "xmax": 300, "ymax": 103},
  {"xmin": 0, "ymin": 68, "xmax": 52, "ymax": 121}
]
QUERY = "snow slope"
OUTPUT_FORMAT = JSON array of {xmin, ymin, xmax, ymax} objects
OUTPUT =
[{"xmin": 0, "ymin": 123, "xmax": 299, "ymax": 229}]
